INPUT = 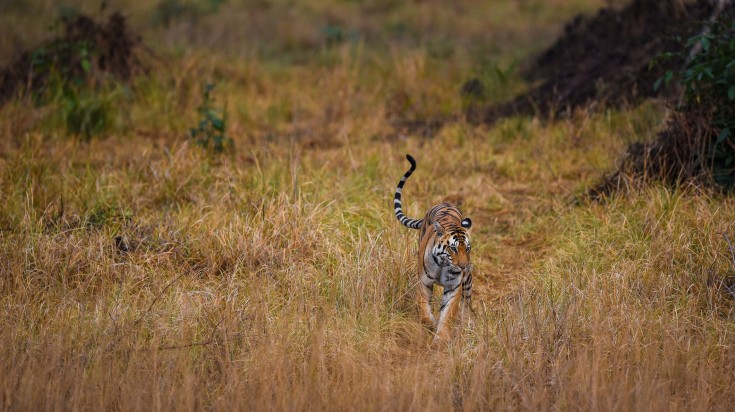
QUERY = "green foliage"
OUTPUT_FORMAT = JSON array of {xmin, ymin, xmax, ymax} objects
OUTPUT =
[
  {"xmin": 40, "ymin": 70, "xmax": 127, "ymax": 139},
  {"xmin": 189, "ymin": 83, "xmax": 233, "ymax": 153},
  {"xmin": 19, "ymin": 13, "xmax": 133, "ymax": 139},
  {"xmin": 670, "ymin": 24, "xmax": 735, "ymax": 106},
  {"xmin": 655, "ymin": 19, "xmax": 735, "ymax": 188},
  {"xmin": 462, "ymin": 59, "xmax": 521, "ymax": 107},
  {"xmin": 60, "ymin": 87, "xmax": 120, "ymax": 139},
  {"xmin": 29, "ymin": 41, "xmax": 94, "ymax": 105},
  {"xmin": 85, "ymin": 203, "xmax": 131, "ymax": 229},
  {"xmin": 682, "ymin": 21, "xmax": 735, "ymax": 188},
  {"xmin": 154, "ymin": 0, "xmax": 226, "ymax": 26}
]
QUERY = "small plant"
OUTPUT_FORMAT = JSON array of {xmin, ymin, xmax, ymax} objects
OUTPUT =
[
  {"xmin": 36, "ymin": 65, "xmax": 124, "ymax": 139},
  {"xmin": 28, "ymin": 38, "xmax": 94, "ymax": 106},
  {"xmin": 189, "ymin": 83, "xmax": 233, "ymax": 153},
  {"xmin": 61, "ymin": 87, "xmax": 117, "ymax": 139}
]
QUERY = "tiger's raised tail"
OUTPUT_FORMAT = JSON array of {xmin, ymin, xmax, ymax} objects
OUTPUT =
[{"xmin": 394, "ymin": 154, "xmax": 423, "ymax": 229}]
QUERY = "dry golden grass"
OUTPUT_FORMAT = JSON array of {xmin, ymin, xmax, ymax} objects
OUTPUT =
[{"xmin": 2, "ymin": 0, "xmax": 735, "ymax": 410}]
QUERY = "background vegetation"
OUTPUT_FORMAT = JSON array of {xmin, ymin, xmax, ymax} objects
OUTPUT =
[{"xmin": 1, "ymin": 0, "xmax": 734, "ymax": 410}]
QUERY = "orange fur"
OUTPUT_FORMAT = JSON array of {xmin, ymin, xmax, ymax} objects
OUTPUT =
[{"xmin": 394, "ymin": 155, "xmax": 473, "ymax": 346}]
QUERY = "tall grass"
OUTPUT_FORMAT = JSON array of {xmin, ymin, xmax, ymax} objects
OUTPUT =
[
  {"xmin": 2, "ymin": 0, "xmax": 735, "ymax": 410},
  {"xmin": 4, "ymin": 107, "xmax": 734, "ymax": 409}
]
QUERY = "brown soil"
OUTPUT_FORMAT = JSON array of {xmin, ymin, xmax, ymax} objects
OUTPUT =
[
  {"xmin": 0, "ymin": 12, "xmax": 143, "ymax": 105},
  {"xmin": 467, "ymin": 0, "xmax": 717, "ymax": 125},
  {"xmin": 586, "ymin": 3, "xmax": 735, "ymax": 199},
  {"xmin": 588, "ymin": 106, "xmax": 720, "ymax": 200}
]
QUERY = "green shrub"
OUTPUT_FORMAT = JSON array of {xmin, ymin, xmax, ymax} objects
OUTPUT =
[
  {"xmin": 189, "ymin": 83, "xmax": 233, "ymax": 153},
  {"xmin": 61, "ymin": 88, "xmax": 116, "ymax": 139},
  {"xmin": 7, "ymin": 12, "xmax": 140, "ymax": 139},
  {"xmin": 655, "ymin": 18, "xmax": 735, "ymax": 188}
]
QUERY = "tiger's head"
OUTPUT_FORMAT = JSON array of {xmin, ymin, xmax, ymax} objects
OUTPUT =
[{"xmin": 432, "ymin": 218, "xmax": 472, "ymax": 274}]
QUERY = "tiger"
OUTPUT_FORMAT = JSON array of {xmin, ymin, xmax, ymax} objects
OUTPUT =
[{"xmin": 393, "ymin": 154, "xmax": 473, "ymax": 344}]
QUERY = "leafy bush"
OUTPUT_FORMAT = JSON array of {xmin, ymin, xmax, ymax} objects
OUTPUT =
[
  {"xmin": 656, "ymin": 18, "xmax": 735, "ymax": 188},
  {"xmin": 60, "ymin": 87, "xmax": 120, "ymax": 139},
  {"xmin": 37, "ymin": 48, "xmax": 127, "ymax": 139},
  {"xmin": 189, "ymin": 83, "xmax": 233, "ymax": 153},
  {"xmin": 0, "ymin": 12, "xmax": 141, "ymax": 139}
]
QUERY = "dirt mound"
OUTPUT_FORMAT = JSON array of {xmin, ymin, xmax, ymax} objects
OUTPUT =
[
  {"xmin": 587, "ymin": 107, "xmax": 715, "ymax": 200},
  {"xmin": 467, "ymin": 0, "xmax": 717, "ymax": 124},
  {"xmin": 587, "ymin": 3, "xmax": 735, "ymax": 199},
  {"xmin": 0, "ymin": 12, "xmax": 143, "ymax": 105}
]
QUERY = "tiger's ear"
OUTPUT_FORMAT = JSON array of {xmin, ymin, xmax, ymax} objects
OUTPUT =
[
  {"xmin": 433, "ymin": 222, "xmax": 444, "ymax": 236},
  {"xmin": 461, "ymin": 218, "xmax": 472, "ymax": 229}
]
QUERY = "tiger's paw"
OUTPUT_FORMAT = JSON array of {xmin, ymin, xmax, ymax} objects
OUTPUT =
[
  {"xmin": 430, "ymin": 330, "xmax": 450, "ymax": 350},
  {"xmin": 419, "ymin": 315, "xmax": 437, "ymax": 330}
]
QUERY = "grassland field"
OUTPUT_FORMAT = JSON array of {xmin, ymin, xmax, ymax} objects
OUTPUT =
[{"xmin": 1, "ymin": 0, "xmax": 735, "ymax": 410}]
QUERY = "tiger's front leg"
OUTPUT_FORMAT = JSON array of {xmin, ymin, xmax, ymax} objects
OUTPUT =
[
  {"xmin": 461, "ymin": 265, "xmax": 473, "ymax": 314},
  {"xmin": 433, "ymin": 274, "xmax": 462, "ymax": 344},
  {"xmin": 417, "ymin": 270, "xmax": 437, "ymax": 327}
]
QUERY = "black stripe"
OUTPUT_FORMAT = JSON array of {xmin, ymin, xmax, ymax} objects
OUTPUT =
[
  {"xmin": 439, "ymin": 295, "xmax": 456, "ymax": 312},
  {"xmin": 393, "ymin": 154, "xmax": 422, "ymax": 230},
  {"xmin": 444, "ymin": 283, "xmax": 460, "ymax": 294},
  {"xmin": 432, "ymin": 254, "xmax": 440, "ymax": 266}
]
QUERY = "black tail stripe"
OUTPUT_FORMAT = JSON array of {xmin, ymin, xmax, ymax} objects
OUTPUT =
[{"xmin": 393, "ymin": 154, "xmax": 422, "ymax": 230}]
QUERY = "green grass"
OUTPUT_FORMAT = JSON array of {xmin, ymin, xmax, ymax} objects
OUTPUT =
[{"xmin": 1, "ymin": 0, "xmax": 735, "ymax": 410}]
